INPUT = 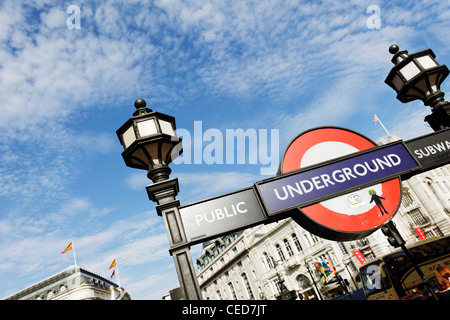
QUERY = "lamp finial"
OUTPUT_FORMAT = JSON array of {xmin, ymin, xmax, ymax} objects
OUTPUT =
[
  {"xmin": 389, "ymin": 44, "xmax": 399, "ymax": 55},
  {"xmin": 133, "ymin": 98, "xmax": 152, "ymax": 116}
]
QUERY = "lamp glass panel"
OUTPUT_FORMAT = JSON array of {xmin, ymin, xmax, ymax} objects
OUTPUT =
[
  {"xmin": 131, "ymin": 148, "xmax": 151, "ymax": 167},
  {"xmin": 405, "ymin": 87, "xmax": 425, "ymax": 101},
  {"xmin": 400, "ymin": 62, "xmax": 421, "ymax": 81},
  {"xmin": 413, "ymin": 78, "xmax": 429, "ymax": 97},
  {"xmin": 416, "ymin": 55, "xmax": 437, "ymax": 69},
  {"xmin": 137, "ymin": 119, "xmax": 158, "ymax": 138},
  {"xmin": 144, "ymin": 142, "xmax": 159, "ymax": 163},
  {"xmin": 122, "ymin": 125, "xmax": 137, "ymax": 149},
  {"xmin": 427, "ymin": 72, "xmax": 439, "ymax": 88},
  {"xmin": 159, "ymin": 119, "xmax": 175, "ymax": 136},
  {"xmin": 392, "ymin": 74, "xmax": 404, "ymax": 91},
  {"xmin": 161, "ymin": 141, "xmax": 174, "ymax": 164}
]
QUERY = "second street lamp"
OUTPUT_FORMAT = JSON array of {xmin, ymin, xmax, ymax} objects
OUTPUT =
[
  {"xmin": 385, "ymin": 44, "xmax": 450, "ymax": 131},
  {"xmin": 117, "ymin": 99, "xmax": 202, "ymax": 300}
]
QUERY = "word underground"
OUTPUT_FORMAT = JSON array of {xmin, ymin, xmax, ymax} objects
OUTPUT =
[
  {"xmin": 173, "ymin": 121, "xmax": 279, "ymax": 175},
  {"xmin": 195, "ymin": 202, "xmax": 247, "ymax": 226},
  {"xmin": 274, "ymin": 154, "xmax": 401, "ymax": 201}
]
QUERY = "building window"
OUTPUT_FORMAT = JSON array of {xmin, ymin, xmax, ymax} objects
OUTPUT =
[
  {"xmin": 272, "ymin": 279, "xmax": 281, "ymax": 295},
  {"xmin": 356, "ymin": 238, "xmax": 370, "ymax": 247},
  {"xmin": 292, "ymin": 233, "xmax": 303, "ymax": 252},
  {"xmin": 363, "ymin": 250, "xmax": 376, "ymax": 261},
  {"xmin": 338, "ymin": 242, "xmax": 349, "ymax": 255},
  {"xmin": 296, "ymin": 274, "xmax": 312, "ymax": 290},
  {"xmin": 425, "ymin": 229, "xmax": 435, "ymax": 239},
  {"xmin": 284, "ymin": 239, "xmax": 294, "ymax": 257},
  {"xmin": 228, "ymin": 282, "xmax": 237, "ymax": 300},
  {"xmin": 434, "ymin": 227, "xmax": 444, "ymax": 237},
  {"xmin": 409, "ymin": 208, "xmax": 428, "ymax": 225},
  {"xmin": 275, "ymin": 244, "xmax": 285, "ymax": 261},
  {"xmin": 304, "ymin": 233, "xmax": 319, "ymax": 246},
  {"xmin": 216, "ymin": 290, "xmax": 222, "ymax": 300},
  {"xmin": 402, "ymin": 191, "xmax": 414, "ymax": 207},
  {"xmin": 348, "ymin": 261, "xmax": 357, "ymax": 272},
  {"xmin": 263, "ymin": 252, "xmax": 274, "ymax": 270},
  {"xmin": 241, "ymin": 273, "xmax": 254, "ymax": 300}
]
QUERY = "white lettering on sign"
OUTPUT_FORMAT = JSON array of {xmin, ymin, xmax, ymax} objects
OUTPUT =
[
  {"xmin": 413, "ymin": 140, "xmax": 450, "ymax": 159},
  {"xmin": 274, "ymin": 154, "xmax": 402, "ymax": 201},
  {"xmin": 194, "ymin": 202, "xmax": 248, "ymax": 226}
]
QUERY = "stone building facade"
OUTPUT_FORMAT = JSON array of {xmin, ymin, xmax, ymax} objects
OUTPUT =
[{"xmin": 6, "ymin": 266, "xmax": 131, "ymax": 300}]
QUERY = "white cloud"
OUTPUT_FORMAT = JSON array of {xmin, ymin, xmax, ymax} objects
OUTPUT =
[
  {"xmin": 124, "ymin": 269, "xmax": 176, "ymax": 300},
  {"xmin": 0, "ymin": 204, "xmax": 165, "ymax": 282},
  {"xmin": 41, "ymin": 6, "xmax": 66, "ymax": 29}
]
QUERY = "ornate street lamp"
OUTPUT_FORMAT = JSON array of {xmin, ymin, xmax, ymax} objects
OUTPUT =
[
  {"xmin": 385, "ymin": 44, "xmax": 450, "ymax": 131},
  {"xmin": 116, "ymin": 98, "xmax": 182, "ymax": 183},
  {"xmin": 117, "ymin": 99, "xmax": 202, "ymax": 300}
]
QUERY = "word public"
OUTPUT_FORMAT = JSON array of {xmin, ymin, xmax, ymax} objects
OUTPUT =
[
  {"xmin": 194, "ymin": 202, "xmax": 248, "ymax": 226},
  {"xmin": 274, "ymin": 154, "xmax": 401, "ymax": 201}
]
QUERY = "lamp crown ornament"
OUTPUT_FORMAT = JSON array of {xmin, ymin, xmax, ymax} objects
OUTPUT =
[
  {"xmin": 388, "ymin": 44, "xmax": 399, "ymax": 54},
  {"xmin": 133, "ymin": 98, "xmax": 153, "ymax": 116}
]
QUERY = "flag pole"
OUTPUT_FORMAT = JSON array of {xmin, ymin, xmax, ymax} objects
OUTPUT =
[
  {"xmin": 374, "ymin": 114, "xmax": 391, "ymax": 137},
  {"xmin": 72, "ymin": 241, "xmax": 78, "ymax": 269},
  {"xmin": 116, "ymin": 265, "xmax": 122, "ymax": 288},
  {"xmin": 109, "ymin": 259, "xmax": 121, "ymax": 288}
]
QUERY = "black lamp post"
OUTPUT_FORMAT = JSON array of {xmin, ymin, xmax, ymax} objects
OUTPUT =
[
  {"xmin": 385, "ymin": 44, "xmax": 450, "ymax": 131},
  {"xmin": 117, "ymin": 99, "xmax": 202, "ymax": 300}
]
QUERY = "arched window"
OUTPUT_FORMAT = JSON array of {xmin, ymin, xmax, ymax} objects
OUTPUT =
[
  {"xmin": 263, "ymin": 252, "xmax": 274, "ymax": 269},
  {"xmin": 292, "ymin": 233, "xmax": 302, "ymax": 252},
  {"xmin": 296, "ymin": 274, "xmax": 312, "ymax": 290},
  {"xmin": 275, "ymin": 244, "xmax": 285, "ymax": 261},
  {"xmin": 241, "ymin": 273, "xmax": 254, "ymax": 300},
  {"xmin": 284, "ymin": 239, "xmax": 294, "ymax": 257}
]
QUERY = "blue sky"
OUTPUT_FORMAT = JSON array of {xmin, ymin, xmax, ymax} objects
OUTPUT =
[{"xmin": 1, "ymin": 0, "xmax": 450, "ymax": 299}]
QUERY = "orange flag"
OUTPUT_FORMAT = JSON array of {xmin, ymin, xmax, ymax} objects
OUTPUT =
[
  {"xmin": 61, "ymin": 242, "xmax": 73, "ymax": 254},
  {"xmin": 109, "ymin": 259, "xmax": 117, "ymax": 270}
]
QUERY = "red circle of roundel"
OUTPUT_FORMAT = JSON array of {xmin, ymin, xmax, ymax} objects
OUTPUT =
[
  {"xmin": 282, "ymin": 127, "xmax": 376, "ymax": 172},
  {"xmin": 281, "ymin": 127, "xmax": 402, "ymax": 238}
]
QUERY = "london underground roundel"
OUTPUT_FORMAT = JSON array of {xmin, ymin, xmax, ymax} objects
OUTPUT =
[{"xmin": 281, "ymin": 127, "xmax": 402, "ymax": 241}]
